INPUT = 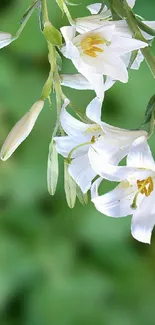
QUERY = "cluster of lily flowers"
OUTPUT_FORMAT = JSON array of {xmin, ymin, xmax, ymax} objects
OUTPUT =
[{"xmin": 0, "ymin": 0, "xmax": 155, "ymax": 244}]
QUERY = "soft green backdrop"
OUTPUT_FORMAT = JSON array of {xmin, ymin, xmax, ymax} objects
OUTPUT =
[{"xmin": 0, "ymin": 0, "xmax": 155, "ymax": 324}]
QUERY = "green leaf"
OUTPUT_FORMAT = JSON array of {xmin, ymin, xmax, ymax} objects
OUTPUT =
[
  {"xmin": 20, "ymin": 0, "xmax": 39, "ymax": 24},
  {"xmin": 55, "ymin": 0, "xmax": 64, "ymax": 13},
  {"xmin": 47, "ymin": 140, "xmax": 59, "ymax": 196},
  {"xmin": 43, "ymin": 22, "xmax": 62, "ymax": 46},
  {"xmin": 16, "ymin": 0, "xmax": 39, "ymax": 38},
  {"xmin": 64, "ymin": 160, "xmax": 76, "ymax": 208},
  {"xmin": 76, "ymin": 185, "xmax": 88, "ymax": 205},
  {"xmin": 142, "ymin": 94, "xmax": 155, "ymax": 126}
]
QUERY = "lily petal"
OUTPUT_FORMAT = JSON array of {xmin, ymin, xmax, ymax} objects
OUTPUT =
[
  {"xmin": 60, "ymin": 73, "xmax": 94, "ymax": 90},
  {"xmin": 110, "ymin": 35, "xmax": 148, "ymax": 55},
  {"xmin": 54, "ymin": 136, "xmax": 88, "ymax": 158},
  {"xmin": 141, "ymin": 21, "xmax": 155, "ymax": 40},
  {"xmin": 60, "ymin": 99, "xmax": 90, "ymax": 140},
  {"xmin": 127, "ymin": 136, "xmax": 155, "ymax": 171},
  {"xmin": 86, "ymin": 97, "xmax": 102, "ymax": 123},
  {"xmin": 0, "ymin": 32, "xmax": 14, "ymax": 49},
  {"xmin": 88, "ymin": 146, "xmax": 152, "ymax": 181},
  {"xmin": 127, "ymin": 0, "xmax": 136, "ymax": 8},
  {"xmin": 122, "ymin": 51, "xmax": 144, "ymax": 70},
  {"xmin": 72, "ymin": 58, "xmax": 105, "ymax": 100},
  {"xmin": 87, "ymin": 3, "xmax": 110, "ymax": 15},
  {"xmin": 69, "ymin": 154, "xmax": 96, "ymax": 193},
  {"xmin": 60, "ymin": 26, "xmax": 79, "ymax": 60},
  {"xmin": 82, "ymin": 50, "xmax": 128, "ymax": 82},
  {"xmin": 131, "ymin": 191, "xmax": 155, "ymax": 244},
  {"xmin": 91, "ymin": 177, "xmax": 103, "ymax": 199},
  {"xmin": 92, "ymin": 180, "xmax": 136, "ymax": 217}
]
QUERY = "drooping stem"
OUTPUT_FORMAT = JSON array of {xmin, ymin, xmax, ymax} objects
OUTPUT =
[
  {"xmin": 120, "ymin": 0, "xmax": 155, "ymax": 78},
  {"xmin": 42, "ymin": 0, "xmax": 49, "ymax": 23},
  {"xmin": 67, "ymin": 140, "xmax": 94, "ymax": 163}
]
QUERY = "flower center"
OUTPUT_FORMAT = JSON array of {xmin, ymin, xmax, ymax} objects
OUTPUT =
[
  {"xmin": 80, "ymin": 35, "xmax": 104, "ymax": 58},
  {"xmin": 137, "ymin": 176, "xmax": 153, "ymax": 197},
  {"xmin": 86, "ymin": 124, "xmax": 102, "ymax": 134}
]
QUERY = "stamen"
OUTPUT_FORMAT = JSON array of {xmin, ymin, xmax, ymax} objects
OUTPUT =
[
  {"xmin": 84, "ymin": 49, "xmax": 97, "ymax": 57},
  {"xmin": 81, "ymin": 34, "xmax": 105, "ymax": 58},
  {"xmin": 137, "ymin": 177, "xmax": 153, "ymax": 197},
  {"xmin": 131, "ymin": 176, "xmax": 154, "ymax": 209}
]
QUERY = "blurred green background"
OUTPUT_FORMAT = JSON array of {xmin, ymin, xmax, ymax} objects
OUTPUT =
[{"xmin": 0, "ymin": 0, "xmax": 155, "ymax": 324}]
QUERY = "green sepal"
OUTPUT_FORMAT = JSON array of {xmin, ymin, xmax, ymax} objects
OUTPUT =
[{"xmin": 43, "ymin": 22, "xmax": 62, "ymax": 46}]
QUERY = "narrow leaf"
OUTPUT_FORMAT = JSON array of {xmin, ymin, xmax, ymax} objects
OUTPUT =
[
  {"xmin": 55, "ymin": 0, "xmax": 64, "ymax": 13},
  {"xmin": 142, "ymin": 94, "xmax": 155, "ymax": 125},
  {"xmin": 20, "ymin": 0, "xmax": 39, "ymax": 24}
]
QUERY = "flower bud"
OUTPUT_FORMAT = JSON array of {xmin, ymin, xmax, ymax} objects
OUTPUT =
[
  {"xmin": 47, "ymin": 141, "xmax": 59, "ymax": 196},
  {"xmin": 0, "ymin": 100, "xmax": 44, "ymax": 161},
  {"xmin": 64, "ymin": 160, "xmax": 76, "ymax": 208},
  {"xmin": 0, "ymin": 32, "xmax": 14, "ymax": 49},
  {"xmin": 43, "ymin": 21, "xmax": 62, "ymax": 45}
]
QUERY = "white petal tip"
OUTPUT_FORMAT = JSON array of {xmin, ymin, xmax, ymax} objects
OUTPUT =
[{"xmin": 131, "ymin": 227, "xmax": 151, "ymax": 244}]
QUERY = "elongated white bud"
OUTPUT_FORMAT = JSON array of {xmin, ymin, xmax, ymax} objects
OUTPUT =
[
  {"xmin": 0, "ymin": 100, "xmax": 44, "ymax": 161},
  {"xmin": 0, "ymin": 32, "xmax": 14, "ymax": 49}
]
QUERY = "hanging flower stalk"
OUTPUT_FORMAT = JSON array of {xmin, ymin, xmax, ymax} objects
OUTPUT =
[{"xmin": 0, "ymin": 0, "xmax": 155, "ymax": 243}]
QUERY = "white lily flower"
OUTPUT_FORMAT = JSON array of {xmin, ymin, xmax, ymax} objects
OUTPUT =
[
  {"xmin": 0, "ymin": 100, "xmax": 44, "ymax": 161},
  {"xmin": 54, "ymin": 98, "xmax": 147, "ymax": 193},
  {"xmin": 75, "ymin": 1, "xmax": 155, "ymax": 74},
  {"xmin": 60, "ymin": 25, "xmax": 147, "ymax": 100},
  {"xmin": 91, "ymin": 136, "xmax": 155, "ymax": 244},
  {"xmin": 0, "ymin": 32, "xmax": 15, "ymax": 49}
]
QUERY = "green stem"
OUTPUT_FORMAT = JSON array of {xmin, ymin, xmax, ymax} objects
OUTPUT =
[
  {"xmin": 148, "ymin": 108, "xmax": 155, "ymax": 139},
  {"xmin": 120, "ymin": 0, "xmax": 155, "ymax": 77},
  {"xmin": 63, "ymin": 2, "xmax": 75, "ymax": 25},
  {"xmin": 42, "ymin": 0, "xmax": 49, "ymax": 23},
  {"xmin": 67, "ymin": 141, "xmax": 93, "ymax": 163}
]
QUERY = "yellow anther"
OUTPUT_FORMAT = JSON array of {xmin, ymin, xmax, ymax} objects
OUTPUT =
[
  {"xmin": 81, "ymin": 34, "xmax": 104, "ymax": 58},
  {"xmin": 137, "ymin": 176, "xmax": 153, "ymax": 197},
  {"xmin": 84, "ymin": 49, "xmax": 97, "ymax": 57}
]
